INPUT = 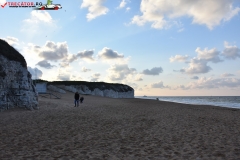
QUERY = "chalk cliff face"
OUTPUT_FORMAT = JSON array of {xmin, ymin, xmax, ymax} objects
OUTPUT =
[
  {"xmin": 48, "ymin": 81, "xmax": 134, "ymax": 98},
  {"xmin": 0, "ymin": 39, "xmax": 38, "ymax": 111}
]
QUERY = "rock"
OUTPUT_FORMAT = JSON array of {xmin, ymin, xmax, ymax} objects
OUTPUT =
[{"xmin": 0, "ymin": 39, "xmax": 38, "ymax": 111}]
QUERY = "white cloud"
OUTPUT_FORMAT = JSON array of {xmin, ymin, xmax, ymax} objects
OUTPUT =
[
  {"xmin": 132, "ymin": 0, "xmax": 240, "ymax": 30},
  {"xmin": 178, "ymin": 28, "xmax": 184, "ymax": 32},
  {"xmin": 98, "ymin": 47, "xmax": 124, "ymax": 60},
  {"xmin": 170, "ymin": 55, "xmax": 189, "ymax": 62},
  {"xmin": 21, "ymin": 11, "xmax": 58, "ymax": 36},
  {"xmin": 184, "ymin": 58, "xmax": 212, "ymax": 74},
  {"xmin": 135, "ymin": 74, "xmax": 143, "ymax": 81},
  {"xmin": 222, "ymin": 41, "xmax": 240, "ymax": 60},
  {"xmin": 118, "ymin": 0, "xmax": 127, "ymax": 9},
  {"xmin": 142, "ymin": 67, "xmax": 163, "ymax": 75},
  {"xmin": 196, "ymin": 47, "xmax": 222, "ymax": 63},
  {"xmin": 108, "ymin": 64, "xmax": 136, "ymax": 81},
  {"xmin": 2, "ymin": 36, "xmax": 19, "ymax": 46},
  {"xmin": 81, "ymin": 67, "xmax": 91, "ymax": 72},
  {"xmin": 126, "ymin": 7, "xmax": 131, "ymax": 12},
  {"xmin": 188, "ymin": 77, "xmax": 240, "ymax": 89},
  {"xmin": 221, "ymin": 73, "xmax": 235, "ymax": 77},
  {"xmin": 27, "ymin": 67, "xmax": 43, "ymax": 79},
  {"xmin": 81, "ymin": 0, "xmax": 109, "ymax": 21},
  {"xmin": 172, "ymin": 47, "xmax": 223, "ymax": 74}
]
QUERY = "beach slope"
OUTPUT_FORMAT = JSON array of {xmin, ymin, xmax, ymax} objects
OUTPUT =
[{"xmin": 0, "ymin": 92, "xmax": 240, "ymax": 159}]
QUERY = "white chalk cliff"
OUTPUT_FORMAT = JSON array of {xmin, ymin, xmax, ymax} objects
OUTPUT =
[
  {"xmin": 47, "ymin": 83, "xmax": 134, "ymax": 98},
  {"xmin": 0, "ymin": 39, "xmax": 38, "ymax": 111}
]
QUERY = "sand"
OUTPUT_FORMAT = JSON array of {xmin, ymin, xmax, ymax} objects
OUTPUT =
[{"xmin": 0, "ymin": 91, "xmax": 240, "ymax": 160}]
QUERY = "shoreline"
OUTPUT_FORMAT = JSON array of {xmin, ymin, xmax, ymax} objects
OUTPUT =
[
  {"xmin": 135, "ymin": 96, "xmax": 240, "ymax": 109},
  {"xmin": 1, "ymin": 92, "xmax": 240, "ymax": 159}
]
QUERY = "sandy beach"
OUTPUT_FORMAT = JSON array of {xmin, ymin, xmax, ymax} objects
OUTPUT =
[{"xmin": 1, "ymin": 91, "xmax": 240, "ymax": 159}]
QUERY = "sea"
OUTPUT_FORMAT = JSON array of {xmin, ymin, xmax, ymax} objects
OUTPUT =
[{"xmin": 135, "ymin": 96, "xmax": 240, "ymax": 109}]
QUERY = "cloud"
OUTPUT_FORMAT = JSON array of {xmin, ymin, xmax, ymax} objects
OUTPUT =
[
  {"xmin": 81, "ymin": 0, "xmax": 109, "ymax": 21},
  {"xmin": 131, "ymin": 0, "xmax": 240, "ymax": 30},
  {"xmin": 27, "ymin": 67, "xmax": 43, "ymax": 79},
  {"xmin": 142, "ymin": 67, "xmax": 163, "ymax": 75},
  {"xmin": 170, "ymin": 55, "xmax": 189, "ymax": 62},
  {"xmin": 98, "ymin": 47, "xmax": 124, "ymax": 60},
  {"xmin": 108, "ymin": 64, "xmax": 136, "ymax": 81},
  {"xmin": 178, "ymin": 28, "xmax": 184, "ymax": 32},
  {"xmin": 118, "ymin": 0, "xmax": 127, "ymax": 9},
  {"xmin": 38, "ymin": 41, "xmax": 68, "ymax": 61},
  {"xmin": 2, "ymin": 36, "xmax": 19, "ymax": 46},
  {"xmin": 191, "ymin": 76, "xmax": 199, "ymax": 80},
  {"xmin": 57, "ymin": 73, "xmax": 71, "ymax": 81},
  {"xmin": 186, "ymin": 77, "xmax": 240, "ymax": 89},
  {"xmin": 221, "ymin": 73, "xmax": 235, "ymax": 77},
  {"xmin": 76, "ymin": 50, "xmax": 95, "ymax": 61},
  {"xmin": 184, "ymin": 58, "xmax": 212, "ymax": 74},
  {"xmin": 126, "ymin": 7, "xmax": 131, "ymax": 12},
  {"xmin": 90, "ymin": 73, "xmax": 101, "ymax": 81},
  {"xmin": 135, "ymin": 75, "xmax": 143, "ymax": 81},
  {"xmin": 21, "ymin": 11, "xmax": 57, "ymax": 36},
  {"xmin": 172, "ymin": 47, "xmax": 223, "ymax": 74},
  {"xmin": 151, "ymin": 81, "xmax": 170, "ymax": 89},
  {"xmin": 36, "ymin": 60, "xmax": 55, "ymax": 69},
  {"xmin": 196, "ymin": 47, "xmax": 222, "ymax": 63},
  {"xmin": 81, "ymin": 67, "xmax": 91, "ymax": 72},
  {"xmin": 222, "ymin": 41, "xmax": 240, "ymax": 60}
]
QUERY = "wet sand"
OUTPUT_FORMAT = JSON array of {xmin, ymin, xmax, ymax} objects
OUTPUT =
[{"xmin": 0, "ymin": 91, "xmax": 240, "ymax": 159}]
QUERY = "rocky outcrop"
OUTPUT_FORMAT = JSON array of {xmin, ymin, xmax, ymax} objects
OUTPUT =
[
  {"xmin": 48, "ymin": 81, "xmax": 134, "ymax": 98},
  {"xmin": 0, "ymin": 39, "xmax": 38, "ymax": 111}
]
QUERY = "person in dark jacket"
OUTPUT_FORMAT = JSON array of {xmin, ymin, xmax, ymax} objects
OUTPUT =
[{"xmin": 74, "ymin": 92, "xmax": 80, "ymax": 107}]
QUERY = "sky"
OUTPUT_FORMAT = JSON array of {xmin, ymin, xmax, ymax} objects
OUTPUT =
[{"xmin": 0, "ymin": 0, "xmax": 240, "ymax": 96}]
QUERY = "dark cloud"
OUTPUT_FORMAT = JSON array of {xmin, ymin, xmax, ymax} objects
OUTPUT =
[
  {"xmin": 76, "ymin": 50, "xmax": 95, "ymax": 61},
  {"xmin": 142, "ymin": 67, "xmax": 163, "ymax": 75},
  {"xmin": 222, "ymin": 42, "xmax": 240, "ymax": 60},
  {"xmin": 221, "ymin": 73, "xmax": 235, "ymax": 78},
  {"xmin": 151, "ymin": 81, "xmax": 170, "ymax": 89},
  {"xmin": 98, "ymin": 47, "xmax": 124, "ymax": 60},
  {"xmin": 38, "ymin": 41, "xmax": 68, "ymax": 61},
  {"xmin": 191, "ymin": 76, "xmax": 199, "ymax": 80},
  {"xmin": 36, "ymin": 60, "xmax": 55, "ymax": 69},
  {"xmin": 27, "ymin": 67, "xmax": 43, "ymax": 79}
]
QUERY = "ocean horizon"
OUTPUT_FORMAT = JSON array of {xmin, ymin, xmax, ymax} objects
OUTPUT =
[{"xmin": 135, "ymin": 96, "xmax": 240, "ymax": 109}]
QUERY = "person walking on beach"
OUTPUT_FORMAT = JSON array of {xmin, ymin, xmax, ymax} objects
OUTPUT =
[{"xmin": 74, "ymin": 92, "xmax": 80, "ymax": 107}]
